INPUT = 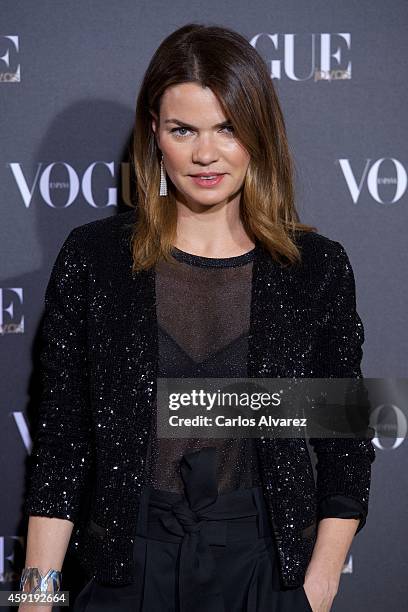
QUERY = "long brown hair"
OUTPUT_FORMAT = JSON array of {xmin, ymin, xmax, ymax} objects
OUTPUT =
[{"xmin": 129, "ymin": 23, "xmax": 316, "ymax": 273}]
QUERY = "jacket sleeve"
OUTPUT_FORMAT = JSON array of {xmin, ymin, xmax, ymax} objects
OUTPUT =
[
  {"xmin": 23, "ymin": 227, "xmax": 94, "ymax": 523},
  {"xmin": 317, "ymin": 494, "xmax": 366, "ymax": 531},
  {"xmin": 309, "ymin": 241, "xmax": 376, "ymax": 535}
]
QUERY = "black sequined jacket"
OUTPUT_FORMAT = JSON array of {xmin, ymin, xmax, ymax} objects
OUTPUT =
[{"xmin": 23, "ymin": 209, "xmax": 376, "ymax": 588}]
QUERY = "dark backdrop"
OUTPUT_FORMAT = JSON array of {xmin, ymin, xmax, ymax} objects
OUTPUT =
[{"xmin": 1, "ymin": 2, "xmax": 407, "ymax": 610}]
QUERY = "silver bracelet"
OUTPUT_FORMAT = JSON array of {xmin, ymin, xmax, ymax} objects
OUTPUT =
[{"xmin": 20, "ymin": 567, "xmax": 62, "ymax": 594}]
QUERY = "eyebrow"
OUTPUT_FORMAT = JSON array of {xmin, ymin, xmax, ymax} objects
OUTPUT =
[{"xmin": 164, "ymin": 118, "xmax": 231, "ymax": 129}]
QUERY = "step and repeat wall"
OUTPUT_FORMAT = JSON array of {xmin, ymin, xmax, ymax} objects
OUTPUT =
[{"xmin": 1, "ymin": 1, "xmax": 407, "ymax": 610}]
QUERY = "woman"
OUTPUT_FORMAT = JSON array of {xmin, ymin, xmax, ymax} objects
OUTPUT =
[{"xmin": 21, "ymin": 23, "xmax": 375, "ymax": 612}]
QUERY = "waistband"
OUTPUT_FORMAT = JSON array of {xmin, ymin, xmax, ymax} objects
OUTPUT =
[{"xmin": 134, "ymin": 446, "xmax": 272, "ymax": 612}]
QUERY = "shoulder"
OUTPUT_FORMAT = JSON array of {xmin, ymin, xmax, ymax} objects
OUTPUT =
[
  {"xmin": 290, "ymin": 230, "xmax": 358, "ymax": 301},
  {"xmin": 60, "ymin": 208, "xmax": 136, "ymax": 262},
  {"xmin": 292, "ymin": 230, "xmax": 353, "ymax": 276},
  {"xmin": 294, "ymin": 230, "xmax": 344, "ymax": 260},
  {"xmin": 68, "ymin": 208, "xmax": 136, "ymax": 244}
]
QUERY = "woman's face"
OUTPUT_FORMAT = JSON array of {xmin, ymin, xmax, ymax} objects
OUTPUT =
[{"xmin": 151, "ymin": 82, "xmax": 250, "ymax": 209}]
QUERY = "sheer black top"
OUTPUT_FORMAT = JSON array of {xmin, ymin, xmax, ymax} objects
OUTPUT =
[{"xmin": 143, "ymin": 244, "xmax": 365, "ymax": 524}]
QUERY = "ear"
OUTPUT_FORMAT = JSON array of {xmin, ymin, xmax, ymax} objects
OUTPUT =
[{"xmin": 150, "ymin": 111, "xmax": 160, "ymax": 147}]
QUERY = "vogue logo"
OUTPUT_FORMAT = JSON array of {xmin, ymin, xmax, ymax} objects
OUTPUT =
[
  {"xmin": 338, "ymin": 158, "xmax": 407, "ymax": 204},
  {"xmin": 13, "ymin": 412, "xmax": 31, "ymax": 452},
  {"xmin": 0, "ymin": 288, "xmax": 24, "ymax": 335},
  {"xmin": 0, "ymin": 35, "xmax": 20, "ymax": 82},
  {"xmin": 0, "ymin": 536, "xmax": 25, "ymax": 583},
  {"xmin": 8, "ymin": 162, "xmax": 133, "ymax": 208},
  {"xmin": 250, "ymin": 33, "xmax": 351, "ymax": 81},
  {"xmin": 371, "ymin": 404, "xmax": 406, "ymax": 451}
]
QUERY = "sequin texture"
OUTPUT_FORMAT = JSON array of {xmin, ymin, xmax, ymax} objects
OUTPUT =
[{"xmin": 23, "ymin": 209, "xmax": 376, "ymax": 588}]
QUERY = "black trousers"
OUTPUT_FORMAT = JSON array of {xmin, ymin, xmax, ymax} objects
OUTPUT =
[{"xmin": 73, "ymin": 448, "xmax": 312, "ymax": 612}]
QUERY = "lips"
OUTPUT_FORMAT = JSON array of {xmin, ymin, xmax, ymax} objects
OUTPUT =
[
  {"xmin": 190, "ymin": 174, "xmax": 225, "ymax": 187},
  {"xmin": 190, "ymin": 173, "xmax": 225, "ymax": 177}
]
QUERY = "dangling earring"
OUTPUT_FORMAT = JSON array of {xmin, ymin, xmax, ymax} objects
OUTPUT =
[{"xmin": 159, "ymin": 154, "xmax": 168, "ymax": 196}]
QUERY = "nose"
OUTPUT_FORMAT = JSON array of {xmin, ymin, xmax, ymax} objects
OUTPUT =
[{"xmin": 192, "ymin": 133, "xmax": 219, "ymax": 166}]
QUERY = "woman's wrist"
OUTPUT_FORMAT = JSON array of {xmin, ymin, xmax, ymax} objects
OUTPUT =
[
  {"xmin": 20, "ymin": 567, "xmax": 62, "ymax": 594},
  {"xmin": 304, "ymin": 562, "xmax": 340, "ymax": 596}
]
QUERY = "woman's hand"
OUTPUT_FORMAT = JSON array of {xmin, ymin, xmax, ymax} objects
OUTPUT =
[
  {"xmin": 303, "ymin": 571, "xmax": 339, "ymax": 612},
  {"xmin": 302, "ymin": 516, "xmax": 360, "ymax": 610}
]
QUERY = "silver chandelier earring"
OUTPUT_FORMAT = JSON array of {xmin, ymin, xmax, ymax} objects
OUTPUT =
[{"xmin": 159, "ymin": 154, "xmax": 168, "ymax": 196}]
